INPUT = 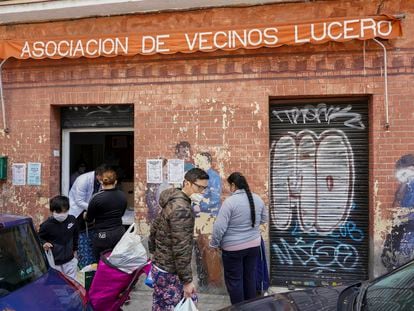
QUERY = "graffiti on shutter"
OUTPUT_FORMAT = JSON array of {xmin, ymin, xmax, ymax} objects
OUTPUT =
[{"xmin": 269, "ymin": 99, "xmax": 368, "ymax": 286}]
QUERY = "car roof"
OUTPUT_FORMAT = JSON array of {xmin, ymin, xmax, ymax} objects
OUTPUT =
[{"xmin": 0, "ymin": 214, "xmax": 32, "ymax": 229}]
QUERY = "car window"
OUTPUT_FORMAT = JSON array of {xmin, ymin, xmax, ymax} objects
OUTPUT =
[
  {"xmin": 363, "ymin": 261, "xmax": 414, "ymax": 311},
  {"xmin": 371, "ymin": 261, "xmax": 414, "ymax": 288},
  {"xmin": 0, "ymin": 223, "xmax": 47, "ymax": 297}
]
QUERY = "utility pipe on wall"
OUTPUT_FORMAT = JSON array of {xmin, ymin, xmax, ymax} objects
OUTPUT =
[
  {"xmin": 0, "ymin": 58, "xmax": 9, "ymax": 133},
  {"xmin": 372, "ymin": 38, "xmax": 389, "ymax": 131}
]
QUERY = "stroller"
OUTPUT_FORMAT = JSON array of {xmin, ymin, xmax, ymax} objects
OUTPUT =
[{"xmin": 88, "ymin": 251, "xmax": 151, "ymax": 311}]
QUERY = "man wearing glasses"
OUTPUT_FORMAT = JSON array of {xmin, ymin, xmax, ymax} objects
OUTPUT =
[{"xmin": 149, "ymin": 168, "xmax": 209, "ymax": 311}]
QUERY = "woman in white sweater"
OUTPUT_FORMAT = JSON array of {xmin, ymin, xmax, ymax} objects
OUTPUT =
[{"xmin": 210, "ymin": 172, "xmax": 267, "ymax": 305}]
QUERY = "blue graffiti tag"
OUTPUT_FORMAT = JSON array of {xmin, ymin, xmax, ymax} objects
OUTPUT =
[
  {"xmin": 292, "ymin": 220, "xmax": 364, "ymax": 242},
  {"xmin": 329, "ymin": 221, "xmax": 364, "ymax": 242},
  {"xmin": 272, "ymin": 238, "xmax": 359, "ymax": 273}
]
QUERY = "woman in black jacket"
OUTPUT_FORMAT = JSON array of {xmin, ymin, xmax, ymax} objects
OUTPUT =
[{"xmin": 85, "ymin": 168, "xmax": 127, "ymax": 260}]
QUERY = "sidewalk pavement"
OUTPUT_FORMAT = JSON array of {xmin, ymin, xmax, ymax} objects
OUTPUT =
[
  {"xmin": 124, "ymin": 287, "xmax": 231, "ymax": 311},
  {"xmin": 124, "ymin": 277, "xmax": 291, "ymax": 311}
]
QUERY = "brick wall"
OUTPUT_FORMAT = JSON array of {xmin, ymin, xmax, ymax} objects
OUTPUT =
[{"xmin": 1, "ymin": 0, "xmax": 414, "ymax": 281}]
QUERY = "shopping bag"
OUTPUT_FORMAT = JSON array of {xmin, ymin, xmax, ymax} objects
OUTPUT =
[
  {"xmin": 88, "ymin": 252, "xmax": 148, "ymax": 311},
  {"xmin": 45, "ymin": 250, "xmax": 57, "ymax": 269},
  {"xmin": 256, "ymin": 236, "xmax": 270, "ymax": 295},
  {"xmin": 78, "ymin": 230, "xmax": 96, "ymax": 269},
  {"xmin": 144, "ymin": 269, "xmax": 154, "ymax": 288},
  {"xmin": 142, "ymin": 260, "xmax": 153, "ymax": 288},
  {"xmin": 107, "ymin": 223, "xmax": 148, "ymax": 273},
  {"xmin": 174, "ymin": 298, "xmax": 199, "ymax": 311}
]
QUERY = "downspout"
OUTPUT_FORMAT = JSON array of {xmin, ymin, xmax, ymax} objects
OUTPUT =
[
  {"xmin": 372, "ymin": 39, "xmax": 389, "ymax": 131},
  {"xmin": 0, "ymin": 58, "xmax": 9, "ymax": 133}
]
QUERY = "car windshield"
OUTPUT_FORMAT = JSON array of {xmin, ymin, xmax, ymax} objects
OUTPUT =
[
  {"xmin": 363, "ymin": 260, "xmax": 414, "ymax": 310},
  {"xmin": 0, "ymin": 222, "xmax": 47, "ymax": 297}
]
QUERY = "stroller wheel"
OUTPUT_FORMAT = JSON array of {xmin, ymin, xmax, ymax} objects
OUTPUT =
[{"xmin": 124, "ymin": 295, "xmax": 131, "ymax": 305}]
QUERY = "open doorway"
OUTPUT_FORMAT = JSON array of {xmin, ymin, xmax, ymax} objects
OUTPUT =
[{"xmin": 61, "ymin": 128, "xmax": 134, "ymax": 211}]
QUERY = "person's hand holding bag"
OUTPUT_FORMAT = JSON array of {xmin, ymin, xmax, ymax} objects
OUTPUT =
[
  {"xmin": 45, "ymin": 249, "xmax": 57, "ymax": 269},
  {"xmin": 183, "ymin": 281, "xmax": 196, "ymax": 298},
  {"xmin": 173, "ymin": 297, "xmax": 198, "ymax": 311}
]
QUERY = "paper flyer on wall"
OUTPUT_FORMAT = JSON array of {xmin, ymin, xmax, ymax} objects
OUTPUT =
[
  {"xmin": 27, "ymin": 162, "xmax": 42, "ymax": 185},
  {"xmin": 168, "ymin": 159, "xmax": 184, "ymax": 184},
  {"xmin": 12, "ymin": 163, "xmax": 26, "ymax": 185},
  {"xmin": 146, "ymin": 159, "xmax": 163, "ymax": 183}
]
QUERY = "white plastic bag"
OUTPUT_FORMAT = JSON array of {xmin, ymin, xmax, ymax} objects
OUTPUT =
[
  {"xmin": 174, "ymin": 298, "xmax": 198, "ymax": 311},
  {"xmin": 107, "ymin": 223, "xmax": 148, "ymax": 273},
  {"xmin": 45, "ymin": 249, "xmax": 57, "ymax": 269}
]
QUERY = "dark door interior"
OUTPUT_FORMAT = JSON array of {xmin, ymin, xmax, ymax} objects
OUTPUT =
[{"xmin": 69, "ymin": 131, "xmax": 134, "ymax": 208}]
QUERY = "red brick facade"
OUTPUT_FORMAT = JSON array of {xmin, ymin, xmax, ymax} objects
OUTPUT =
[{"xmin": 1, "ymin": 0, "xmax": 414, "ymax": 285}]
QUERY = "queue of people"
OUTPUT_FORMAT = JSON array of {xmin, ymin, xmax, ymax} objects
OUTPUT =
[
  {"xmin": 39, "ymin": 164, "xmax": 127, "ymax": 272},
  {"xmin": 38, "ymin": 163, "xmax": 268, "ymax": 311},
  {"xmin": 149, "ymin": 168, "xmax": 268, "ymax": 310}
]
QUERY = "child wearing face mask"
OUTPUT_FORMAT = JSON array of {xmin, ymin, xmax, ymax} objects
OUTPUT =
[{"xmin": 39, "ymin": 195, "xmax": 79, "ymax": 280}]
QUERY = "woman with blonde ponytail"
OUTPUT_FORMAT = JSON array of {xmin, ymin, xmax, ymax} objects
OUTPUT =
[
  {"xmin": 210, "ymin": 172, "xmax": 267, "ymax": 305},
  {"xmin": 85, "ymin": 168, "xmax": 127, "ymax": 260}
]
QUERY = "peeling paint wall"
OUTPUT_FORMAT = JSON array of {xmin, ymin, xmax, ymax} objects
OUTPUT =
[
  {"xmin": 142, "ymin": 103, "xmax": 263, "ymax": 291},
  {"xmin": 376, "ymin": 154, "xmax": 414, "ymax": 276}
]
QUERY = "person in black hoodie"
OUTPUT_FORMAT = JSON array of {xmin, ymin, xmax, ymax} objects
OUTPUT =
[
  {"xmin": 39, "ymin": 195, "xmax": 79, "ymax": 279},
  {"xmin": 85, "ymin": 168, "xmax": 127, "ymax": 260}
]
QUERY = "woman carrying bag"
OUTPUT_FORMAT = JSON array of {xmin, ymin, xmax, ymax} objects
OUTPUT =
[{"xmin": 210, "ymin": 172, "xmax": 268, "ymax": 305}]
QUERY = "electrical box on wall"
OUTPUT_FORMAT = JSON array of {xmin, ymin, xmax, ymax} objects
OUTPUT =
[{"xmin": 0, "ymin": 156, "xmax": 7, "ymax": 180}]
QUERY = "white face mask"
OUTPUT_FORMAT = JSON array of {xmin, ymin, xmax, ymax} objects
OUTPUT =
[
  {"xmin": 53, "ymin": 212, "xmax": 69, "ymax": 223},
  {"xmin": 190, "ymin": 193, "xmax": 204, "ymax": 205}
]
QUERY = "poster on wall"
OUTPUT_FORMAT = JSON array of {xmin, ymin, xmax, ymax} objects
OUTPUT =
[
  {"xmin": 146, "ymin": 159, "xmax": 163, "ymax": 183},
  {"xmin": 168, "ymin": 159, "xmax": 184, "ymax": 184},
  {"xmin": 27, "ymin": 162, "xmax": 41, "ymax": 185},
  {"xmin": 12, "ymin": 163, "xmax": 26, "ymax": 185}
]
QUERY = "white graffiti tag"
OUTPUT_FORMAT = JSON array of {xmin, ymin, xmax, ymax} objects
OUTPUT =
[
  {"xmin": 270, "ymin": 129, "xmax": 354, "ymax": 234},
  {"xmin": 272, "ymin": 103, "xmax": 365, "ymax": 130}
]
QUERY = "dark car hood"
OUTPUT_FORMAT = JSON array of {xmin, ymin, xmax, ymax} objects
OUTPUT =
[
  {"xmin": 0, "ymin": 269, "xmax": 85, "ymax": 311},
  {"xmin": 219, "ymin": 286, "xmax": 348, "ymax": 311},
  {"xmin": 284, "ymin": 286, "xmax": 347, "ymax": 311}
]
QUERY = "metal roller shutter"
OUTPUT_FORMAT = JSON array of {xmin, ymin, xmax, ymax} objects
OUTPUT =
[
  {"xmin": 269, "ymin": 97, "xmax": 369, "ymax": 287},
  {"xmin": 61, "ymin": 105, "xmax": 133, "ymax": 128}
]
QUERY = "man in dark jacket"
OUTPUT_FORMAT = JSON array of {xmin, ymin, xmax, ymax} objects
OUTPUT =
[{"xmin": 149, "ymin": 168, "xmax": 209, "ymax": 310}]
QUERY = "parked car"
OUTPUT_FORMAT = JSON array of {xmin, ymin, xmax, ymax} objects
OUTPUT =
[
  {"xmin": 0, "ymin": 214, "xmax": 91, "ymax": 310},
  {"xmin": 219, "ymin": 258, "xmax": 414, "ymax": 311}
]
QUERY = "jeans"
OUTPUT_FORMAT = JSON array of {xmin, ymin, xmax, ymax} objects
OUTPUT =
[{"xmin": 222, "ymin": 246, "xmax": 260, "ymax": 304}]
